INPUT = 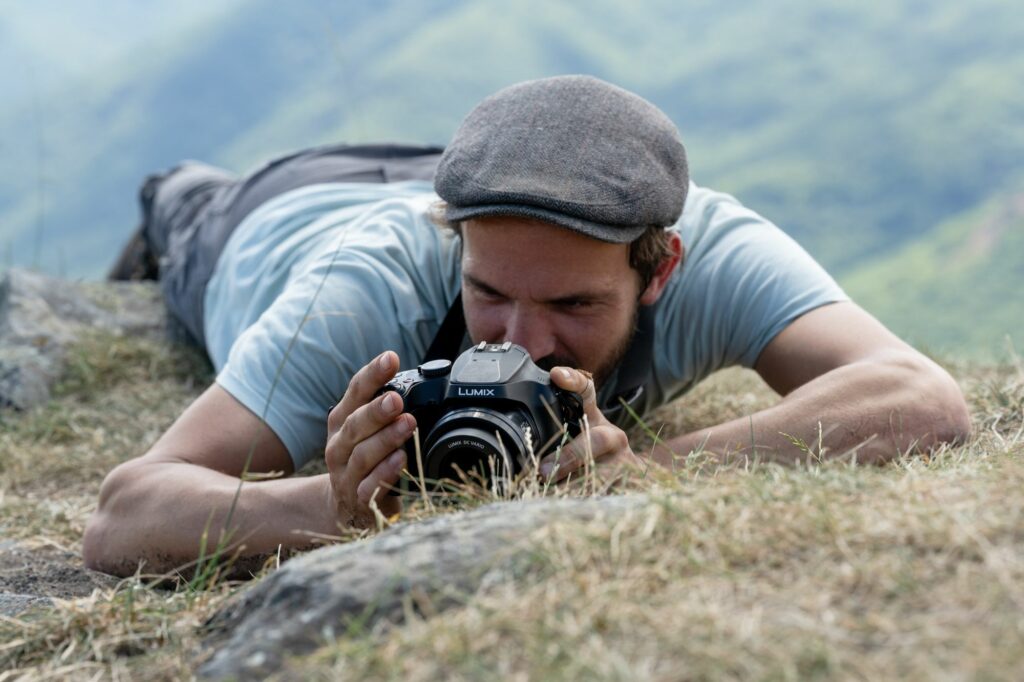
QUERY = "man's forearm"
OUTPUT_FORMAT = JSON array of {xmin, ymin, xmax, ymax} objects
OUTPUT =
[
  {"xmin": 656, "ymin": 353, "xmax": 970, "ymax": 467},
  {"xmin": 84, "ymin": 461, "xmax": 339, "ymax": 577}
]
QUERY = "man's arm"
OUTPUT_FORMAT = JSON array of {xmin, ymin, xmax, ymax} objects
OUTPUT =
[
  {"xmin": 82, "ymin": 384, "xmax": 339, "ymax": 576},
  {"xmin": 83, "ymin": 351, "xmax": 412, "ymax": 577},
  {"xmin": 659, "ymin": 302, "xmax": 971, "ymax": 465}
]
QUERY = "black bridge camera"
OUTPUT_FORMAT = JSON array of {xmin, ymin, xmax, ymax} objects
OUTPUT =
[{"xmin": 378, "ymin": 342, "xmax": 584, "ymax": 491}]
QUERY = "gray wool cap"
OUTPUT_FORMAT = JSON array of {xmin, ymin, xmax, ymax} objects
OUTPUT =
[{"xmin": 435, "ymin": 75, "xmax": 689, "ymax": 243}]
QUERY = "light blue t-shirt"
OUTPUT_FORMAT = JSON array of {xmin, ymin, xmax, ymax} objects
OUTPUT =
[{"xmin": 205, "ymin": 181, "xmax": 847, "ymax": 469}]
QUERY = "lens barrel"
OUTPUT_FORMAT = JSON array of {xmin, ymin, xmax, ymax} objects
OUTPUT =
[{"xmin": 421, "ymin": 407, "xmax": 531, "ymax": 485}]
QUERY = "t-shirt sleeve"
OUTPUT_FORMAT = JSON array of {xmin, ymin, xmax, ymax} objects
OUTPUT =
[
  {"xmin": 656, "ymin": 193, "xmax": 849, "ymax": 400},
  {"xmin": 214, "ymin": 258, "xmax": 412, "ymax": 471}
]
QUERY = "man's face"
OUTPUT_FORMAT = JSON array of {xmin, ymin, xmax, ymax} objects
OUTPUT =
[{"xmin": 460, "ymin": 217, "xmax": 643, "ymax": 389}]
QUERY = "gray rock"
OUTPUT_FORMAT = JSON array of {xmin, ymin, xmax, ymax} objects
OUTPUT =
[
  {"xmin": 199, "ymin": 495, "xmax": 649, "ymax": 680},
  {"xmin": 0, "ymin": 268, "xmax": 169, "ymax": 409},
  {"xmin": 0, "ymin": 592, "xmax": 52, "ymax": 617}
]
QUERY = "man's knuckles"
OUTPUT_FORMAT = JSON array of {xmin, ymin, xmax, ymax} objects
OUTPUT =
[
  {"xmin": 356, "ymin": 450, "xmax": 405, "ymax": 504},
  {"xmin": 570, "ymin": 425, "xmax": 628, "ymax": 460},
  {"xmin": 346, "ymin": 415, "xmax": 414, "ymax": 474},
  {"xmin": 324, "ymin": 433, "xmax": 346, "ymax": 469},
  {"xmin": 604, "ymin": 427, "xmax": 630, "ymax": 453},
  {"xmin": 336, "ymin": 394, "xmax": 403, "ymax": 450},
  {"xmin": 326, "ymin": 403, "xmax": 347, "ymax": 437},
  {"xmin": 327, "ymin": 402, "xmax": 410, "ymax": 474}
]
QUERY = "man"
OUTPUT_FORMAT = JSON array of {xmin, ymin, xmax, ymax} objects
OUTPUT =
[{"xmin": 84, "ymin": 76, "xmax": 970, "ymax": 577}]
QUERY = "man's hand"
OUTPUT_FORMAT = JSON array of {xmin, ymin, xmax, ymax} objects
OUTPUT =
[
  {"xmin": 539, "ymin": 367, "xmax": 645, "ymax": 484},
  {"xmin": 325, "ymin": 351, "xmax": 413, "ymax": 527}
]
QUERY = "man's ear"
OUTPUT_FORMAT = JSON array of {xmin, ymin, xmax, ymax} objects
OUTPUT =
[{"xmin": 639, "ymin": 232, "xmax": 684, "ymax": 306}]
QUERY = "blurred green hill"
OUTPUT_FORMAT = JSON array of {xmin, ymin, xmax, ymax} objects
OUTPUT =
[
  {"xmin": 844, "ymin": 187, "xmax": 1024, "ymax": 358},
  {"xmin": 0, "ymin": 0, "xmax": 1020, "ymax": 354}
]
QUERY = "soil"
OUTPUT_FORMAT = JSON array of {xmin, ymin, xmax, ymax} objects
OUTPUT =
[{"xmin": 0, "ymin": 538, "xmax": 118, "ymax": 616}]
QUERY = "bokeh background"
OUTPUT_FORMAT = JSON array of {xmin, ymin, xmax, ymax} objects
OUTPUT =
[{"xmin": 1, "ymin": 0, "xmax": 1021, "ymax": 357}]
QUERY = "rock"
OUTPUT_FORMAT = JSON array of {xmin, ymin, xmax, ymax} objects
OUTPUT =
[
  {"xmin": 0, "ymin": 268, "xmax": 169, "ymax": 410},
  {"xmin": 198, "ymin": 495, "xmax": 649, "ymax": 680},
  {"xmin": 0, "ymin": 592, "xmax": 52, "ymax": 617}
]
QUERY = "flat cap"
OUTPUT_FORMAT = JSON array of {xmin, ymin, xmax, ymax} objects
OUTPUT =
[{"xmin": 435, "ymin": 75, "xmax": 688, "ymax": 243}]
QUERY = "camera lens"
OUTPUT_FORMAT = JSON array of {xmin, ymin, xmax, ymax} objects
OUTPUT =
[
  {"xmin": 429, "ymin": 427, "xmax": 508, "ymax": 483},
  {"xmin": 422, "ymin": 407, "xmax": 531, "ymax": 487}
]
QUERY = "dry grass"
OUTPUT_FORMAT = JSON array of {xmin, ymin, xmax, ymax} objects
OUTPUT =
[
  {"xmin": 294, "ymin": 453, "xmax": 1024, "ymax": 680},
  {"xmin": 0, "ymin": 333, "xmax": 213, "ymax": 679},
  {"xmin": 1, "ymin": 332, "xmax": 1023, "ymax": 680},
  {"xmin": 0, "ymin": 332, "xmax": 210, "ymax": 547}
]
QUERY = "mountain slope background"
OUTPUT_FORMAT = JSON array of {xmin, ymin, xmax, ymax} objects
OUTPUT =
[
  {"xmin": 1, "ymin": 0, "xmax": 1020, "ymax": 356},
  {"xmin": 845, "ymin": 188, "xmax": 1024, "ymax": 355}
]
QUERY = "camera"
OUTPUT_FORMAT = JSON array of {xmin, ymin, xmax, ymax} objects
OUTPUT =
[{"xmin": 378, "ymin": 341, "xmax": 584, "ymax": 491}]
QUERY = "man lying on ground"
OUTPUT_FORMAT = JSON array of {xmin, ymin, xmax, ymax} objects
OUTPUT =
[{"xmin": 84, "ymin": 76, "xmax": 970, "ymax": 577}]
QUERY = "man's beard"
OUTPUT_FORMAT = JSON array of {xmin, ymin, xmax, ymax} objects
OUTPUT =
[{"xmin": 534, "ymin": 304, "xmax": 640, "ymax": 392}]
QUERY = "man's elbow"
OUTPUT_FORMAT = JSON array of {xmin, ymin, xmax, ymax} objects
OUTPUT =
[
  {"xmin": 81, "ymin": 519, "xmax": 107, "ymax": 572},
  {"xmin": 892, "ymin": 351, "xmax": 971, "ymax": 453},
  {"xmin": 83, "ymin": 459, "xmax": 144, "ymax": 573},
  {"xmin": 931, "ymin": 379, "xmax": 972, "ymax": 448}
]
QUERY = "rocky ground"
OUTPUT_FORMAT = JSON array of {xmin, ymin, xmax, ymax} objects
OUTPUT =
[{"xmin": 0, "ymin": 269, "xmax": 168, "ymax": 619}]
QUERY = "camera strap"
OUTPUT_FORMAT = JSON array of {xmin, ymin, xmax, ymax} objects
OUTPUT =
[{"xmin": 422, "ymin": 292, "xmax": 467, "ymax": 363}]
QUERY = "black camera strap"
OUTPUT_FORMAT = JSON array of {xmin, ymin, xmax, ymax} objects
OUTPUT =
[{"xmin": 422, "ymin": 292, "xmax": 467, "ymax": 363}]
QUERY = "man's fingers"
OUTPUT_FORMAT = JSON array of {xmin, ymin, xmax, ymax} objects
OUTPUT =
[
  {"xmin": 344, "ymin": 413, "xmax": 416, "ymax": 483},
  {"xmin": 356, "ymin": 449, "xmax": 406, "ymax": 506},
  {"xmin": 327, "ymin": 350, "xmax": 399, "ymax": 436},
  {"xmin": 551, "ymin": 366, "xmax": 601, "ymax": 422},
  {"xmin": 325, "ymin": 389, "xmax": 407, "ymax": 471},
  {"xmin": 323, "ymin": 350, "xmax": 411, "ymax": 527},
  {"xmin": 551, "ymin": 367, "xmax": 594, "ymax": 400},
  {"xmin": 539, "ymin": 424, "xmax": 630, "ymax": 481}
]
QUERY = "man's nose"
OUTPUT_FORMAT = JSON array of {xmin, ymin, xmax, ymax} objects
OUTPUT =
[{"xmin": 504, "ymin": 306, "xmax": 556, "ymax": 361}]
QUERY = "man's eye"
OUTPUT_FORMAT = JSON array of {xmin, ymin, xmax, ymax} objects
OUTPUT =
[{"xmin": 478, "ymin": 290, "xmax": 506, "ymax": 302}]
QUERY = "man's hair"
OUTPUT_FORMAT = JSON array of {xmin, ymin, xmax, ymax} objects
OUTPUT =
[
  {"xmin": 430, "ymin": 201, "xmax": 673, "ymax": 292},
  {"xmin": 629, "ymin": 226, "xmax": 674, "ymax": 292}
]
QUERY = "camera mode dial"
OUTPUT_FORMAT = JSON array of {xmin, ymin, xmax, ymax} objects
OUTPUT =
[{"xmin": 418, "ymin": 359, "xmax": 452, "ymax": 378}]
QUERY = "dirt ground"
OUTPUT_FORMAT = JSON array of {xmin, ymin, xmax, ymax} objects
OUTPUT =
[{"xmin": 0, "ymin": 539, "xmax": 118, "ymax": 615}]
